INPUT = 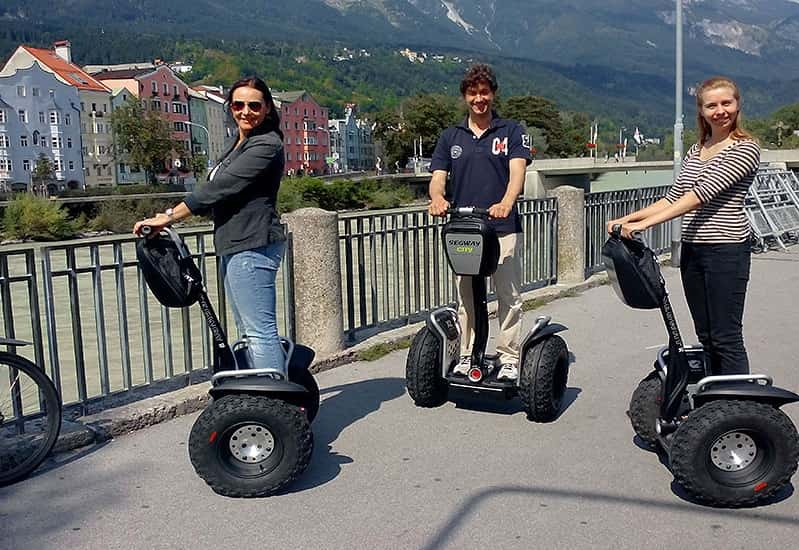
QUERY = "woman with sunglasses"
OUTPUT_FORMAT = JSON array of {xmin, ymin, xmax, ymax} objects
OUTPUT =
[{"xmin": 134, "ymin": 76, "xmax": 289, "ymax": 377}]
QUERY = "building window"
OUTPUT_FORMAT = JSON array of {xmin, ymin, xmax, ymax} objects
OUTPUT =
[
  {"xmin": 49, "ymin": 90, "xmax": 55, "ymax": 98},
  {"xmin": 286, "ymin": 152, "xmax": 291, "ymax": 161},
  {"xmin": 65, "ymin": 113, "xmax": 71, "ymax": 125},
  {"xmin": 80, "ymin": 102, "xmax": 85, "ymax": 111},
  {"xmin": 0, "ymin": 159, "xmax": 12, "ymax": 171},
  {"xmin": 103, "ymin": 104, "xmax": 107, "ymax": 112},
  {"xmin": 51, "ymin": 136, "xmax": 62, "ymax": 149},
  {"xmin": 55, "ymin": 159, "xmax": 63, "ymax": 172},
  {"xmin": 173, "ymin": 85, "xmax": 178, "ymax": 97},
  {"xmin": 49, "ymin": 111, "xmax": 60, "ymax": 124},
  {"xmin": 163, "ymin": 83, "xmax": 168, "ymax": 95},
  {"xmin": 0, "ymin": 110, "xmax": 4, "ymax": 123},
  {"xmin": 164, "ymin": 103, "xmax": 168, "ymax": 113},
  {"xmin": 23, "ymin": 159, "xmax": 31, "ymax": 171},
  {"xmin": 16, "ymin": 85, "xmax": 25, "ymax": 97},
  {"xmin": 31, "ymin": 87, "xmax": 40, "ymax": 97},
  {"xmin": 18, "ymin": 110, "xmax": 27, "ymax": 123},
  {"xmin": 69, "ymin": 160, "xmax": 75, "ymax": 170},
  {"xmin": 39, "ymin": 112, "xmax": 45, "ymax": 124},
  {"xmin": 0, "ymin": 135, "xmax": 9, "ymax": 148},
  {"xmin": 20, "ymin": 135, "xmax": 28, "ymax": 147},
  {"xmin": 172, "ymin": 103, "xmax": 179, "ymax": 113},
  {"xmin": 33, "ymin": 131, "xmax": 39, "ymax": 145},
  {"xmin": 152, "ymin": 81, "xmax": 158, "ymax": 92},
  {"xmin": 98, "ymin": 145, "xmax": 106, "ymax": 155},
  {"xmin": 67, "ymin": 137, "xmax": 73, "ymax": 148},
  {"xmin": 119, "ymin": 163, "xmax": 127, "ymax": 173}
]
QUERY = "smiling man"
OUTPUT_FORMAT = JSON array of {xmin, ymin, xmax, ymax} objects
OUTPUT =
[{"xmin": 428, "ymin": 63, "xmax": 532, "ymax": 381}]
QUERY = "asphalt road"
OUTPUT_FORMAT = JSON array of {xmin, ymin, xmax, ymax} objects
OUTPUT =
[{"xmin": 2, "ymin": 248, "xmax": 799, "ymax": 550}]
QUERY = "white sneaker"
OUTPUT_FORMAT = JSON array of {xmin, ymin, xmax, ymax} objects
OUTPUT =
[
  {"xmin": 452, "ymin": 356, "xmax": 471, "ymax": 376},
  {"xmin": 496, "ymin": 363, "xmax": 519, "ymax": 381}
]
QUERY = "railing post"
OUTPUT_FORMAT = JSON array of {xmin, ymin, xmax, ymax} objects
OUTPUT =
[
  {"xmin": 549, "ymin": 185, "xmax": 586, "ymax": 284},
  {"xmin": 283, "ymin": 208, "xmax": 344, "ymax": 356}
]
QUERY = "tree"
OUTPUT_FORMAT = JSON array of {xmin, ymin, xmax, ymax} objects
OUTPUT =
[
  {"xmin": 499, "ymin": 96, "xmax": 566, "ymax": 157},
  {"xmin": 110, "ymin": 97, "xmax": 184, "ymax": 184},
  {"xmin": 31, "ymin": 153, "xmax": 55, "ymax": 196},
  {"xmin": 373, "ymin": 94, "xmax": 462, "ymax": 168},
  {"xmin": 189, "ymin": 153, "xmax": 209, "ymax": 179}
]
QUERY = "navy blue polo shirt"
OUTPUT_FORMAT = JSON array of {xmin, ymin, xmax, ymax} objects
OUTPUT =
[{"xmin": 430, "ymin": 114, "xmax": 531, "ymax": 234}]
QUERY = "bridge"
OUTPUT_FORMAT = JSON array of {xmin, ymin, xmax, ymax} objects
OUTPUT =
[{"xmin": 337, "ymin": 149, "xmax": 799, "ymax": 198}]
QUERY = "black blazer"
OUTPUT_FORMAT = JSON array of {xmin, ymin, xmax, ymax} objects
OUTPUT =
[{"xmin": 184, "ymin": 128, "xmax": 285, "ymax": 256}]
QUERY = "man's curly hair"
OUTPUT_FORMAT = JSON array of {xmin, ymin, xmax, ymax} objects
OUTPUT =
[{"xmin": 460, "ymin": 63, "xmax": 498, "ymax": 95}]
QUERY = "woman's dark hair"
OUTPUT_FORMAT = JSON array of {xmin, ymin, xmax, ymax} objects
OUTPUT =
[
  {"xmin": 460, "ymin": 63, "xmax": 498, "ymax": 95},
  {"xmin": 226, "ymin": 76, "xmax": 283, "ymax": 140}
]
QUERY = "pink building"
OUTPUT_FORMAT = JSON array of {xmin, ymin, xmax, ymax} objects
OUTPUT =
[
  {"xmin": 92, "ymin": 64, "xmax": 191, "ymax": 177},
  {"xmin": 273, "ymin": 91, "xmax": 329, "ymax": 175}
]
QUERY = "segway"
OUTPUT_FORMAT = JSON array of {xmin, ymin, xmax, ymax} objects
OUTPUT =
[
  {"xmin": 405, "ymin": 207, "xmax": 570, "ymax": 422},
  {"xmin": 136, "ymin": 227, "xmax": 319, "ymax": 497},
  {"xmin": 603, "ymin": 226, "xmax": 799, "ymax": 506}
]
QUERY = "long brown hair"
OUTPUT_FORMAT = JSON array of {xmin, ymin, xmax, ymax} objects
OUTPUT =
[{"xmin": 695, "ymin": 76, "xmax": 753, "ymax": 144}]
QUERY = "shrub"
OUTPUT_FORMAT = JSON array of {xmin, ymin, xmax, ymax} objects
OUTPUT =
[{"xmin": 2, "ymin": 195, "xmax": 77, "ymax": 241}]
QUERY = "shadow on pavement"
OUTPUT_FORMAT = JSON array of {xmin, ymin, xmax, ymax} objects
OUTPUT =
[
  {"xmin": 420, "ymin": 484, "xmax": 799, "ymax": 550},
  {"xmin": 450, "ymin": 387, "xmax": 582, "ymax": 420},
  {"xmin": 285, "ymin": 376, "xmax": 406, "ymax": 493}
]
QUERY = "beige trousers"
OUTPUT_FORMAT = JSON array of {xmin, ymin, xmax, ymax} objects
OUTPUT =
[{"xmin": 457, "ymin": 232, "xmax": 523, "ymax": 366}]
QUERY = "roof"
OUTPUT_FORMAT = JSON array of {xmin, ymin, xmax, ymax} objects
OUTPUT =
[
  {"xmin": 21, "ymin": 46, "xmax": 109, "ymax": 92},
  {"xmin": 92, "ymin": 67, "xmax": 155, "ymax": 80},
  {"xmin": 272, "ymin": 90, "xmax": 307, "ymax": 104}
]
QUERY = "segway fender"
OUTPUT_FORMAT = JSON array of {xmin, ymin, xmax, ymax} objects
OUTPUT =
[
  {"xmin": 520, "ymin": 322, "xmax": 568, "ymax": 356},
  {"xmin": 209, "ymin": 377, "xmax": 308, "ymax": 399},
  {"xmin": 693, "ymin": 383, "xmax": 799, "ymax": 409}
]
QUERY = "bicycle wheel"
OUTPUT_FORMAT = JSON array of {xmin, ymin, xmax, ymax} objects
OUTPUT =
[{"xmin": 0, "ymin": 352, "xmax": 62, "ymax": 486}]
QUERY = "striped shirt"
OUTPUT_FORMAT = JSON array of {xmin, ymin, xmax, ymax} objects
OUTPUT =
[{"xmin": 665, "ymin": 139, "xmax": 760, "ymax": 243}]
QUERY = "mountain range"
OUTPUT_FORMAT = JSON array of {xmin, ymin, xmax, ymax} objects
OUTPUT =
[{"xmin": 1, "ymin": 0, "xmax": 797, "ymax": 126}]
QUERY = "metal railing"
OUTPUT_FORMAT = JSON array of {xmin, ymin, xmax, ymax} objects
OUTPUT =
[
  {"xmin": 584, "ymin": 186, "xmax": 672, "ymax": 276},
  {"xmin": 0, "ymin": 227, "xmax": 294, "ymax": 413},
  {"xmin": 338, "ymin": 198, "xmax": 558, "ymax": 342}
]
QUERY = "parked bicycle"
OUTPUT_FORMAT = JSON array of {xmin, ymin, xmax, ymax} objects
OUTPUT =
[{"xmin": 0, "ymin": 338, "xmax": 62, "ymax": 486}]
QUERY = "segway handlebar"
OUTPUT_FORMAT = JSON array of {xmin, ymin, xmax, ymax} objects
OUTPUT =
[
  {"xmin": 138, "ymin": 225, "xmax": 192, "ymax": 260},
  {"xmin": 610, "ymin": 224, "xmax": 647, "ymax": 247},
  {"xmin": 447, "ymin": 206, "xmax": 491, "ymax": 217}
]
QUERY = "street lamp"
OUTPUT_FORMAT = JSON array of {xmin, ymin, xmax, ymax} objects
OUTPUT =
[{"xmin": 670, "ymin": 0, "xmax": 684, "ymax": 267}]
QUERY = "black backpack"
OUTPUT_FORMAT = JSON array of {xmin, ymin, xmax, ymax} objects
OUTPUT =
[
  {"xmin": 136, "ymin": 235, "xmax": 203, "ymax": 308},
  {"xmin": 601, "ymin": 236, "xmax": 666, "ymax": 310}
]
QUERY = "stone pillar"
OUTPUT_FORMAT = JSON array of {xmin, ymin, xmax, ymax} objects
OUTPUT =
[
  {"xmin": 549, "ymin": 185, "xmax": 585, "ymax": 284},
  {"xmin": 283, "ymin": 208, "xmax": 344, "ymax": 355}
]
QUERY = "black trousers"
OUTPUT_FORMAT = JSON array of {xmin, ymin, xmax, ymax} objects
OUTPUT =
[{"xmin": 680, "ymin": 241, "xmax": 751, "ymax": 375}]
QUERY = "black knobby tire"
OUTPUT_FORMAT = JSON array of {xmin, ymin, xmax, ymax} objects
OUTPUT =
[
  {"xmin": 288, "ymin": 365, "xmax": 320, "ymax": 422},
  {"xmin": 519, "ymin": 335, "xmax": 569, "ymax": 422},
  {"xmin": 670, "ymin": 400, "xmax": 799, "ymax": 507},
  {"xmin": 188, "ymin": 394, "xmax": 313, "ymax": 498},
  {"xmin": 0, "ymin": 352, "xmax": 62, "ymax": 486},
  {"xmin": 628, "ymin": 371, "xmax": 662, "ymax": 447},
  {"xmin": 405, "ymin": 327, "xmax": 448, "ymax": 407}
]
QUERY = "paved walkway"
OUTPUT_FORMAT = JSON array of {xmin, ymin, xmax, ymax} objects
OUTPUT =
[{"xmin": 2, "ymin": 248, "xmax": 798, "ymax": 550}]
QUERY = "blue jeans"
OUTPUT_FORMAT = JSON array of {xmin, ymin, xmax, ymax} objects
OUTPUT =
[
  {"xmin": 221, "ymin": 242, "xmax": 285, "ymax": 374},
  {"xmin": 680, "ymin": 241, "xmax": 751, "ymax": 375}
]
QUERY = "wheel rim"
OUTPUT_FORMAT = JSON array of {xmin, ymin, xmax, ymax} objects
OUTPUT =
[
  {"xmin": 227, "ymin": 423, "xmax": 275, "ymax": 465},
  {"xmin": 710, "ymin": 431, "xmax": 757, "ymax": 472}
]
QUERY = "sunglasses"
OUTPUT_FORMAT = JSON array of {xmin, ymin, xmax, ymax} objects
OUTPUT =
[{"xmin": 231, "ymin": 100, "xmax": 264, "ymax": 113}]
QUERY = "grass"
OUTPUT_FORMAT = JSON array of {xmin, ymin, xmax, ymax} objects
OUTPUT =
[{"xmin": 356, "ymin": 337, "xmax": 413, "ymax": 362}]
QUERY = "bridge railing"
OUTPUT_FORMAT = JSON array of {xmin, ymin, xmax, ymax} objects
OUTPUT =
[
  {"xmin": 338, "ymin": 198, "xmax": 558, "ymax": 342},
  {"xmin": 584, "ymin": 185, "xmax": 672, "ymax": 276},
  {"xmin": 0, "ymin": 227, "xmax": 295, "ymax": 414}
]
